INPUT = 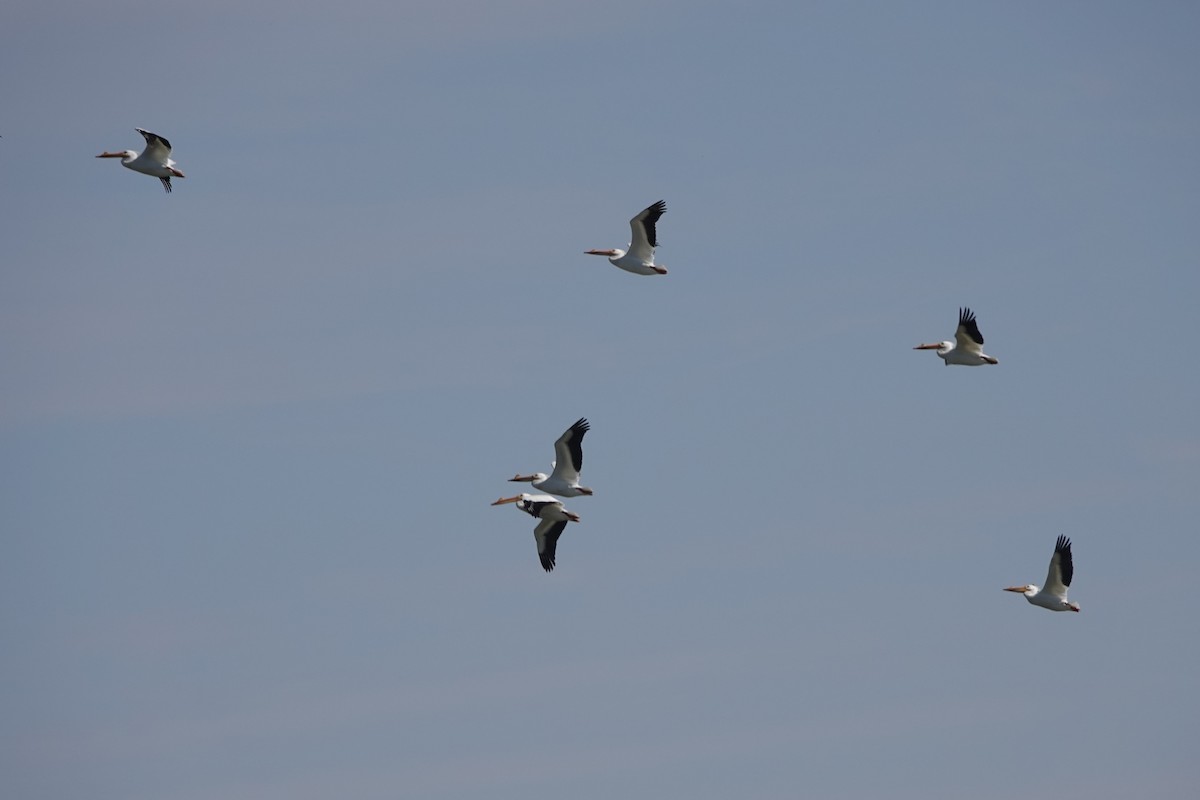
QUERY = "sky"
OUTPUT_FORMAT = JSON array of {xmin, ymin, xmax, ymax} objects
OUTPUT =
[{"xmin": 2, "ymin": 1, "xmax": 1199, "ymax": 798}]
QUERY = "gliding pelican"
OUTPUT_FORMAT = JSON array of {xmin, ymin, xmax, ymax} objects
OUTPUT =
[
  {"xmin": 585, "ymin": 200, "xmax": 669, "ymax": 275},
  {"xmin": 1004, "ymin": 536, "xmax": 1080, "ymax": 612},
  {"xmin": 491, "ymin": 493, "xmax": 581, "ymax": 572},
  {"xmin": 509, "ymin": 417, "xmax": 593, "ymax": 497},
  {"xmin": 97, "ymin": 128, "xmax": 185, "ymax": 193},
  {"xmin": 914, "ymin": 307, "xmax": 999, "ymax": 365}
]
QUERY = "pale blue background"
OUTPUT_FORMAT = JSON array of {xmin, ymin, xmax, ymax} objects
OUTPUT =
[{"xmin": 3, "ymin": 2, "xmax": 1198, "ymax": 798}]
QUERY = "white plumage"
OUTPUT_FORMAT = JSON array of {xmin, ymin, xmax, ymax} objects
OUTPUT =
[
  {"xmin": 491, "ymin": 493, "xmax": 581, "ymax": 572},
  {"xmin": 914, "ymin": 307, "xmax": 999, "ymax": 366},
  {"xmin": 585, "ymin": 200, "xmax": 669, "ymax": 275},
  {"xmin": 508, "ymin": 417, "xmax": 593, "ymax": 497},
  {"xmin": 1005, "ymin": 536, "xmax": 1080, "ymax": 612},
  {"xmin": 97, "ymin": 128, "xmax": 185, "ymax": 193}
]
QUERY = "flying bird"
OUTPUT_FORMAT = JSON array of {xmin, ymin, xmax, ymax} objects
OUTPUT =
[
  {"xmin": 97, "ymin": 128, "xmax": 185, "ymax": 193},
  {"xmin": 509, "ymin": 417, "xmax": 593, "ymax": 497},
  {"xmin": 914, "ymin": 307, "xmax": 999, "ymax": 365},
  {"xmin": 585, "ymin": 200, "xmax": 669, "ymax": 275},
  {"xmin": 491, "ymin": 493, "xmax": 581, "ymax": 572},
  {"xmin": 1004, "ymin": 536, "xmax": 1080, "ymax": 612}
]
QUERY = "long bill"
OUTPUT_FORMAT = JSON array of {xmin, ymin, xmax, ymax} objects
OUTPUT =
[
  {"xmin": 491, "ymin": 495, "xmax": 523, "ymax": 506},
  {"xmin": 913, "ymin": 343, "xmax": 942, "ymax": 350},
  {"xmin": 1002, "ymin": 586, "xmax": 1028, "ymax": 593}
]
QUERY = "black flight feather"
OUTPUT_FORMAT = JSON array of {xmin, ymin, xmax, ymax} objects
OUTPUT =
[
  {"xmin": 958, "ymin": 307, "xmax": 985, "ymax": 346},
  {"xmin": 564, "ymin": 417, "xmax": 590, "ymax": 472},
  {"xmin": 1054, "ymin": 535, "xmax": 1074, "ymax": 587},
  {"xmin": 539, "ymin": 520, "xmax": 568, "ymax": 572},
  {"xmin": 640, "ymin": 200, "xmax": 667, "ymax": 248}
]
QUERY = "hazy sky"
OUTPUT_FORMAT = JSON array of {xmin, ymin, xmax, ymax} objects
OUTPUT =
[{"xmin": 3, "ymin": 2, "xmax": 1199, "ymax": 799}]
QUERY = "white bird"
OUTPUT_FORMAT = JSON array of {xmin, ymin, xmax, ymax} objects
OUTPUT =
[
  {"xmin": 914, "ymin": 307, "xmax": 999, "ymax": 365},
  {"xmin": 585, "ymin": 200, "xmax": 669, "ymax": 275},
  {"xmin": 97, "ymin": 128, "xmax": 185, "ymax": 193},
  {"xmin": 491, "ymin": 493, "xmax": 581, "ymax": 572},
  {"xmin": 1005, "ymin": 536, "xmax": 1080, "ymax": 612},
  {"xmin": 509, "ymin": 417, "xmax": 593, "ymax": 497}
]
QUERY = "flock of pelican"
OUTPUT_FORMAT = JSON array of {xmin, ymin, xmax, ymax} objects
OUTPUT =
[
  {"xmin": 491, "ymin": 415, "xmax": 1082, "ymax": 613},
  {"xmin": 492, "ymin": 419, "xmax": 590, "ymax": 572},
  {"xmin": 96, "ymin": 128, "xmax": 1081, "ymax": 611}
]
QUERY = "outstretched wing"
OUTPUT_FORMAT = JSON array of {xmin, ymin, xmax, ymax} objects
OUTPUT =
[
  {"xmin": 548, "ymin": 417, "xmax": 589, "ymax": 485},
  {"xmin": 627, "ymin": 200, "xmax": 667, "ymax": 262},
  {"xmin": 954, "ymin": 307, "xmax": 985, "ymax": 355},
  {"xmin": 135, "ymin": 128, "xmax": 173, "ymax": 163},
  {"xmin": 1043, "ymin": 535, "xmax": 1074, "ymax": 599},
  {"xmin": 519, "ymin": 496, "xmax": 563, "ymax": 519},
  {"xmin": 534, "ymin": 518, "xmax": 569, "ymax": 572}
]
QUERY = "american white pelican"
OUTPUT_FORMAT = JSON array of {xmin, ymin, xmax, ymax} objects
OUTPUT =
[
  {"xmin": 97, "ymin": 128, "xmax": 185, "ymax": 193},
  {"xmin": 1005, "ymin": 536, "xmax": 1080, "ymax": 612},
  {"xmin": 914, "ymin": 307, "xmax": 999, "ymax": 365},
  {"xmin": 491, "ymin": 493, "xmax": 581, "ymax": 572},
  {"xmin": 585, "ymin": 200, "xmax": 669, "ymax": 275},
  {"xmin": 509, "ymin": 417, "xmax": 593, "ymax": 497}
]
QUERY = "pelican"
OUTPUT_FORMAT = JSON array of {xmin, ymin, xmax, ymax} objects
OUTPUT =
[
  {"xmin": 491, "ymin": 493, "xmax": 581, "ymax": 572},
  {"xmin": 509, "ymin": 417, "xmax": 593, "ymax": 497},
  {"xmin": 97, "ymin": 128, "xmax": 185, "ymax": 193},
  {"xmin": 585, "ymin": 200, "xmax": 669, "ymax": 275},
  {"xmin": 1004, "ymin": 536, "xmax": 1080, "ymax": 612},
  {"xmin": 914, "ymin": 307, "xmax": 999, "ymax": 365}
]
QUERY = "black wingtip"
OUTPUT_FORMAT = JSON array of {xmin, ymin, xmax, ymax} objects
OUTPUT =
[
  {"xmin": 1055, "ymin": 535, "xmax": 1074, "ymax": 587},
  {"xmin": 639, "ymin": 201, "xmax": 667, "ymax": 248},
  {"xmin": 957, "ymin": 306, "xmax": 984, "ymax": 345},
  {"xmin": 137, "ymin": 128, "xmax": 172, "ymax": 150}
]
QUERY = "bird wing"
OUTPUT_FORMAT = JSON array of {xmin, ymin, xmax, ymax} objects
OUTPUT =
[
  {"xmin": 548, "ymin": 418, "xmax": 589, "ymax": 485},
  {"xmin": 534, "ymin": 518, "xmax": 568, "ymax": 572},
  {"xmin": 1042, "ymin": 535, "xmax": 1074, "ymax": 599},
  {"xmin": 626, "ymin": 200, "xmax": 667, "ymax": 262},
  {"xmin": 135, "ymin": 128, "xmax": 173, "ymax": 163},
  {"xmin": 954, "ymin": 307, "xmax": 986, "ymax": 355},
  {"xmin": 521, "ymin": 496, "xmax": 562, "ymax": 519}
]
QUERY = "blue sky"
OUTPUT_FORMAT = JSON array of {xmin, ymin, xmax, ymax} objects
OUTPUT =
[{"xmin": 3, "ymin": 2, "xmax": 1199, "ymax": 798}]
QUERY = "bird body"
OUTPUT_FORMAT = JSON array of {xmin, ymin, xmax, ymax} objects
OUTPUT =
[
  {"xmin": 97, "ymin": 128, "xmax": 185, "ymax": 193},
  {"xmin": 914, "ymin": 307, "xmax": 998, "ymax": 365},
  {"xmin": 491, "ymin": 493, "xmax": 580, "ymax": 572},
  {"xmin": 1005, "ymin": 535, "xmax": 1080, "ymax": 612},
  {"xmin": 585, "ymin": 200, "xmax": 669, "ymax": 275},
  {"xmin": 509, "ymin": 417, "xmax": 593, "ymax": 497}
]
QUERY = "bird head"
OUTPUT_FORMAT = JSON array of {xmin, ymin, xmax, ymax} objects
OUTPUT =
[
  {"xmin": 96, "ymin": 150, "xmax": 136, "ymax": 161},
  {"xmin": 1003, "ymin": 584, "xmax": 1037, "ymax": 597},
  {"xmin": 509, "ymin": 473, "xmax": 547, "ymax": 484},
  {"xmin": 585, "ymin": 248, "xmax": 624, "ymax": 259}
]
